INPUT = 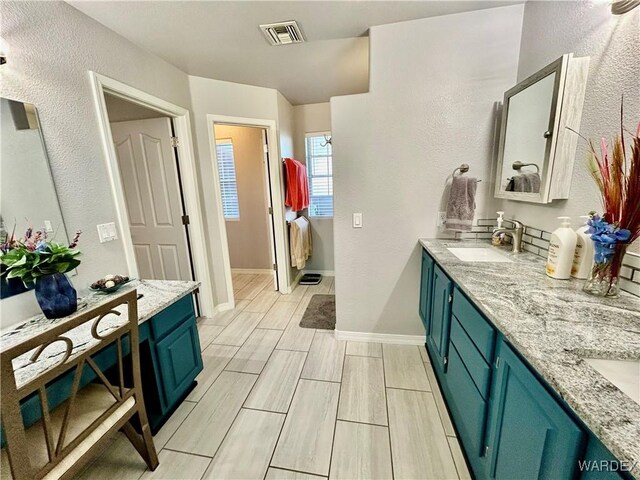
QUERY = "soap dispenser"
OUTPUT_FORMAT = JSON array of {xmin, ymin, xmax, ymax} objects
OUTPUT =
[
  {"xmin": 571, "ymin": 215, "xmax": 594, "ymax": 279},
  {"xmin": 546, "ymin": 217, "xmax": 578, "ymax": 279}
]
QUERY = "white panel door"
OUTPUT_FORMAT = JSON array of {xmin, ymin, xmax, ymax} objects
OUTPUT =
[{"xmin": 111, "ymin": 118, "xmax": 192, "ymax": 281}]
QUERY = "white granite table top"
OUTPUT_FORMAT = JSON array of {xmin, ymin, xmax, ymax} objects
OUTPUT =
[
  {"xmin": 1, "ymin": 279, "xmax": 199, "ymax": 388},
  {"xmin": 420, "ymin": 239, "xmax": 640, "ymax": 477}
]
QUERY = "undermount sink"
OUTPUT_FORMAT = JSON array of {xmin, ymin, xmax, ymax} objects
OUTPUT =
[
  {"xmin": 584, "ymin": 358, "xmax": 640, "ymax": 405},
  {"xmin": 447, "ymin": 247, "xmax": 513, "ymax": 263}
]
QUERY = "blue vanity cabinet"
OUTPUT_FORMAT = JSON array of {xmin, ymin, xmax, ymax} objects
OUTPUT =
[
  {"xmin": 156, "ymin": 316, "xmax": 202, "ymax": 407},
  {"xmin": 580, "ymin": 434, "xmax": 627, "ymax": 480},
  {"xmin": 419, "ymin": 249, "xmax": 435, "ymax": 330},
  {"xmin": 426, "ymin": 264, "xmax": 453, "ymax": 375},
  {"xmin": 145, "ymin": 294, "xmax": 203, "ymax": 430},
  {"xmin": 444, "ymin": 287, "xmax": 496, "ymax": 478},
  {"xmin": 482, "ymin": 339, "xmax": 584, "ymax": 479}
]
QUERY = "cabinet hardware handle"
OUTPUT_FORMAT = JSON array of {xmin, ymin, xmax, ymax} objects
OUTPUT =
[
  {"xmin": 443, "ymin": 356, "xmax": 448, "ymax": 365},
  {"xmin": 448, "ymin": 294, "xmax": 453, "ymax": 304},
  {"xmin": 484, "ymin": 446, "xmax": 490, "ymax": 456},
  {"xmin": 495, "ymin": 356, "xmax": 500, "ymax": 369}
]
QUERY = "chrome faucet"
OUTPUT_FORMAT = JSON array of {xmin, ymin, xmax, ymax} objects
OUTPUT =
[{"xmin": 492, "ymin": 219, "xmax": 525, "ymax": 253}]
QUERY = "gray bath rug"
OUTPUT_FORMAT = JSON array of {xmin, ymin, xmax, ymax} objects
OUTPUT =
[{"xmin": 300, "ymin": 294, "xmax": 336, "ymax": 330}]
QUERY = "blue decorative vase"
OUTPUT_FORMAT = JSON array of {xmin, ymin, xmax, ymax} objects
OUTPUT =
[{"xmin": 35, "ymin": 273, "xmax": 77, "ymax": 319}]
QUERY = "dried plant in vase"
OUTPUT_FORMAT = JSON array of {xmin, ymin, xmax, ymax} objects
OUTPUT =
[{"xmin": 578, "ymin": 106, "xmax": 639, "ymax": 298}]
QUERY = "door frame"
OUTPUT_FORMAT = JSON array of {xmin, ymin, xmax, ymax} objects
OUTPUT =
[
  {"xmin": 88, "ymin": 71, "xmax": 215, "ymax": 318},
  {"xmin": 207, "ymin": 114, "xmax": 290, "ymax": 307}
]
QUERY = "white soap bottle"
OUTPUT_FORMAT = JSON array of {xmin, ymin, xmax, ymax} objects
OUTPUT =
[
  {"xmin": 571, "ymin": 216, "xmax": 594, "ymax": 279},
  {"xmin": 546, "ymin": 217, "xmax": 578, "ymax": 279}
]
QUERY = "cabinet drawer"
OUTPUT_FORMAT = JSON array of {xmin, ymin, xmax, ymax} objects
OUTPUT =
[
  {"xmin": 150, "ymin": 295, "xmax": 195, "ymax": 341},
  {"xmin": 452, "ymin": 287, "xmax": 494, "ymax": 362},
  {"xmin": 156, "ymin": 317, "xmax": 203, "ymax": 407},
  {"xmin": 447, "ymin": 342, "xmax": 488, "ymax": 469},
  {"xmin": 450, "ymin": 316, "xmax": 492, "ymax": 399}
]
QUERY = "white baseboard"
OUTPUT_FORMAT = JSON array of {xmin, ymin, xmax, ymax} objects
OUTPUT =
[
  {"xmin": 231, "ymin": 268, "xmax": 272, "ymax": 275},
  {"xmin": 213, "ymin": 302, "xmax": 234, "ymax": 314},
  {"xmin": 302, "ymin": 270, "xmax": 335, "ymax": 276},
  {"xmin": 335, "ymin": 330, "xmax": 425, "ymax": 345}
]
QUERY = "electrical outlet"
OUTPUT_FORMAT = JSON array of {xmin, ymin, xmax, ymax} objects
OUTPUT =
[{"xmin": 437, "ymin": 211, "xmax": 447, "ymax": 227}]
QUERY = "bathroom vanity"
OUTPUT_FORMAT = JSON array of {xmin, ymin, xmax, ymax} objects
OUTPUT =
[
  {"xmin": 0, "ymin": 280, "xmax": 202, "ymax": 436},
  {"xmin": 419, "ymin": 239, "xmax": 640, "ymax": 480}
]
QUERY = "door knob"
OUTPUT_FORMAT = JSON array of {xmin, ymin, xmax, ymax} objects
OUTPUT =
[{"xmin": 543, "ymin": 130, "xmax": 552, "ymax": 138}]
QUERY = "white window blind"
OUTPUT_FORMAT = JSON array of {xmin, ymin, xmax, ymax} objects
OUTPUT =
[
  {"xmin": 216, "ymin": 139, "xmax": 240, "ymax": 219},
  {"xmin": 305, "ymin": 133, "xmax": 333, "ymax": 217}
]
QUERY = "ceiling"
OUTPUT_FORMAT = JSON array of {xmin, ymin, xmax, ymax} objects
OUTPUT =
[{"xmin": 69, "ymin": 1, "xmax": 523, "ymax": 105}]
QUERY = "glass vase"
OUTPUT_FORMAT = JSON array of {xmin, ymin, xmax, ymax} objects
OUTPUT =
[
  {"xmin": 35, "ymin": 273, "xmax": 77, "ymax": 319},
  {"xmin": 583, "ymin": 242, "xmax": 628, "ymax": 298}
]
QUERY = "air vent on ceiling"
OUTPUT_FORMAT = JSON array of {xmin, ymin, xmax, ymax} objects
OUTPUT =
[{"xmin": 259, "ymin": 21, "xmax": 305, "ymax": 46}]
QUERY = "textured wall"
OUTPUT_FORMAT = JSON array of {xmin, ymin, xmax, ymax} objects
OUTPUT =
[
  {"xmin": 292, "ymin": 102, "xmax": 335, "ymax": 273},
  {"xmin": 188, "ymin": 76, "xmax": 297, "ymax": 301},
  {"xmin": 331, "ymin": 5, "xmax": 524, "ymax": 336},
  {"xmin": 215, "ymin": 125, "xmax": 272, "ymax": 270},
  {"xmin": 495, "ymin": 1, "xmax": 640, "ymax": 237},
  {"xmin": 0, "ymin": 1, "xmax": 193, "ymax": 326}
]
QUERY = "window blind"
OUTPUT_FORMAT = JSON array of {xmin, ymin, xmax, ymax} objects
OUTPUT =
[
  {"xmin": 216, "ymin": 140, "xmax": 240, "ymax": 219},
  {"xmin": 305, "ymin": 134, "xmax": 333, "ymax": 217}
]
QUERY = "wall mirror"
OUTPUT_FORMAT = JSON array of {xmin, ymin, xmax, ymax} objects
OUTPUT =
[
  {"xmin": 0, "ymin": 97, "xmax": 70, "ymax": 299},
  {"xmin": 494, "ymin": 53, "xmax": 590, "ymax": 204}
]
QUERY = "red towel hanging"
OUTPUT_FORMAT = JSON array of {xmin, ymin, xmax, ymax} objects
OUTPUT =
[{"xmin": 283, "ymin": 158, "xmax": 310, "ymax": 212}]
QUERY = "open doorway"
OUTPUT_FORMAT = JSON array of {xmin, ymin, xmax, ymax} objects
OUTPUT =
[
  {"xmin": 90, "ymin": 72, "xmax": 214, "ymax": 317},
  {"xmin": 213, "ymin": 124, "xmax": 278, "ymax": 301},
  {"xmin": 104, "ymin": 94, "xmax": 198, "ymax": 307}
]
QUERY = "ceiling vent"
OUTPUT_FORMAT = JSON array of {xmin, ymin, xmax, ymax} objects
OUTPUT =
[{"xmin": 259, "ymin": 21, "xmax": 305, "ymax": 46}]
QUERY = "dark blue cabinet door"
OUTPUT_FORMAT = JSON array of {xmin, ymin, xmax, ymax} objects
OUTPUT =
[
  {"xmin": 156, "ymin": 317, "xmax": 203, "ymax": 407},
  {"xmin": 580, "ymin": 434, "xmax": 625, "ymax": 480},
  {"xmin": 484, "ymin": 340, "xmax": 584, "ymax": 479},
  {"xmin": 427, "ymin": 264, "xmax": 453, "ymax": 374},
  {"xmin": 419, "ymin": 249, "xmax": 435, "ymax": 330}
]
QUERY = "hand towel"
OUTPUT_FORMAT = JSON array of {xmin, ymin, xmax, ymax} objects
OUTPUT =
[
  {"xmin": 445, "ymin": 176, "xmax": 477, "ymax": 232},
  {"xmin": 290, "ymin": 216, "xmax": 313, "ymax": 269},
  {"xmin": 284, "ymin": 158, "xmax": 310, "ymax": 212},
  {"xmin": 524, "ymin": 172, "xmax": 541, "ymax": 193}
]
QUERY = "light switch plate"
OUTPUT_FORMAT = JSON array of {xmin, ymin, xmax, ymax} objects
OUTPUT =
[
  {"xmin": 97, "ymin": 222, "xmax": 118, "ymax": 243},
  {"xmin": 437, "ymin": 211, "xmax": 447, "ymax": 227},
  {"xmin": 44, "ymin": 220, "xmax": 53, "ymax": 232},
  {"xmin": 353, "ymin": 213, "xmax": 363, "ymax": 228}
]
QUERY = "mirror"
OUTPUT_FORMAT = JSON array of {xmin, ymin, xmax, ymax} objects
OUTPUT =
[
  {"xmin": 498, "ymin": 71, "xmax": 557, "ymax": 195},
  {"xmin": 0, "ymin": 97, "xmax": 70, "ymax": 299},
  {"xmin": 494, "ymin": 54, "xmax": 590, "ymax": 204}
]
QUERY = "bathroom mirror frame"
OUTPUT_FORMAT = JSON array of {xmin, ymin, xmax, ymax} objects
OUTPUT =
[{"xmin": 494, "ymin": 53, "xmax": 590, "ymax": 204}]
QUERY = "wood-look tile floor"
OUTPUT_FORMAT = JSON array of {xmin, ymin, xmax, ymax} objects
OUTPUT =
[{"xmin": 78, "ymin": 274, "xmax": 470, "ymax": 480}]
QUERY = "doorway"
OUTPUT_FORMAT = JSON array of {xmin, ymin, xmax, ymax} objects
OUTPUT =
[
  {"xmin": 214, "ymin": 123, "xmax": 278, "ymax": 292},
  {"xmin": 213, "ymin": 124, "xmax": 278, "ymax": 300},
  {"xmin": 90, "ymin": 72, "xmax": 215, "ymax": 317},
  {"xmin": 105, "ymin": 94, "xmax": 196, "ymax": 285}
]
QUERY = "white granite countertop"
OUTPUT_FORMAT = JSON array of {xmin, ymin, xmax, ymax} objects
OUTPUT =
[
  {"xmin": 1, "ymin": 279, "xmax": 199, "ymax": 388},
  {"xmin": 419, "ymin": 239, "xmax": 640, "ymax": 477}
]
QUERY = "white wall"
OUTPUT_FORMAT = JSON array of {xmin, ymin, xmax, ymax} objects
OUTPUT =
[
  {"xmin": 0, "ymin": 1, "xmax": 193, "ymax": 326},
  {"xmin": 331, "ymin": 5, "xmax": 524, "ymax": 336},
  {"xmin": 495, "ymin": 1, "xmax": 640, "ymax": 237},
  {"xmin": 292, "ymin": 103, "xmax": 334, "ymax": 273}
]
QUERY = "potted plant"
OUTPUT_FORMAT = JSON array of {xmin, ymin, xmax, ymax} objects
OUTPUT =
[
  {"xmin": 579, "ymin": 110, "xmax": 639, "ymax": 298},
  {"xmin": 1, "ymin": 227, "xmax": 82, "ymax": 318}
]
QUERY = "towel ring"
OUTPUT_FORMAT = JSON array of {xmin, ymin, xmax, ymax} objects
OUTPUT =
[
  {"xmin": 512, "ymin": 161, "xmax": 540, "ymax": 173},
  {"xmin": 451, "ymin": 163, "xmax": 482, "ymax": 183}
]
